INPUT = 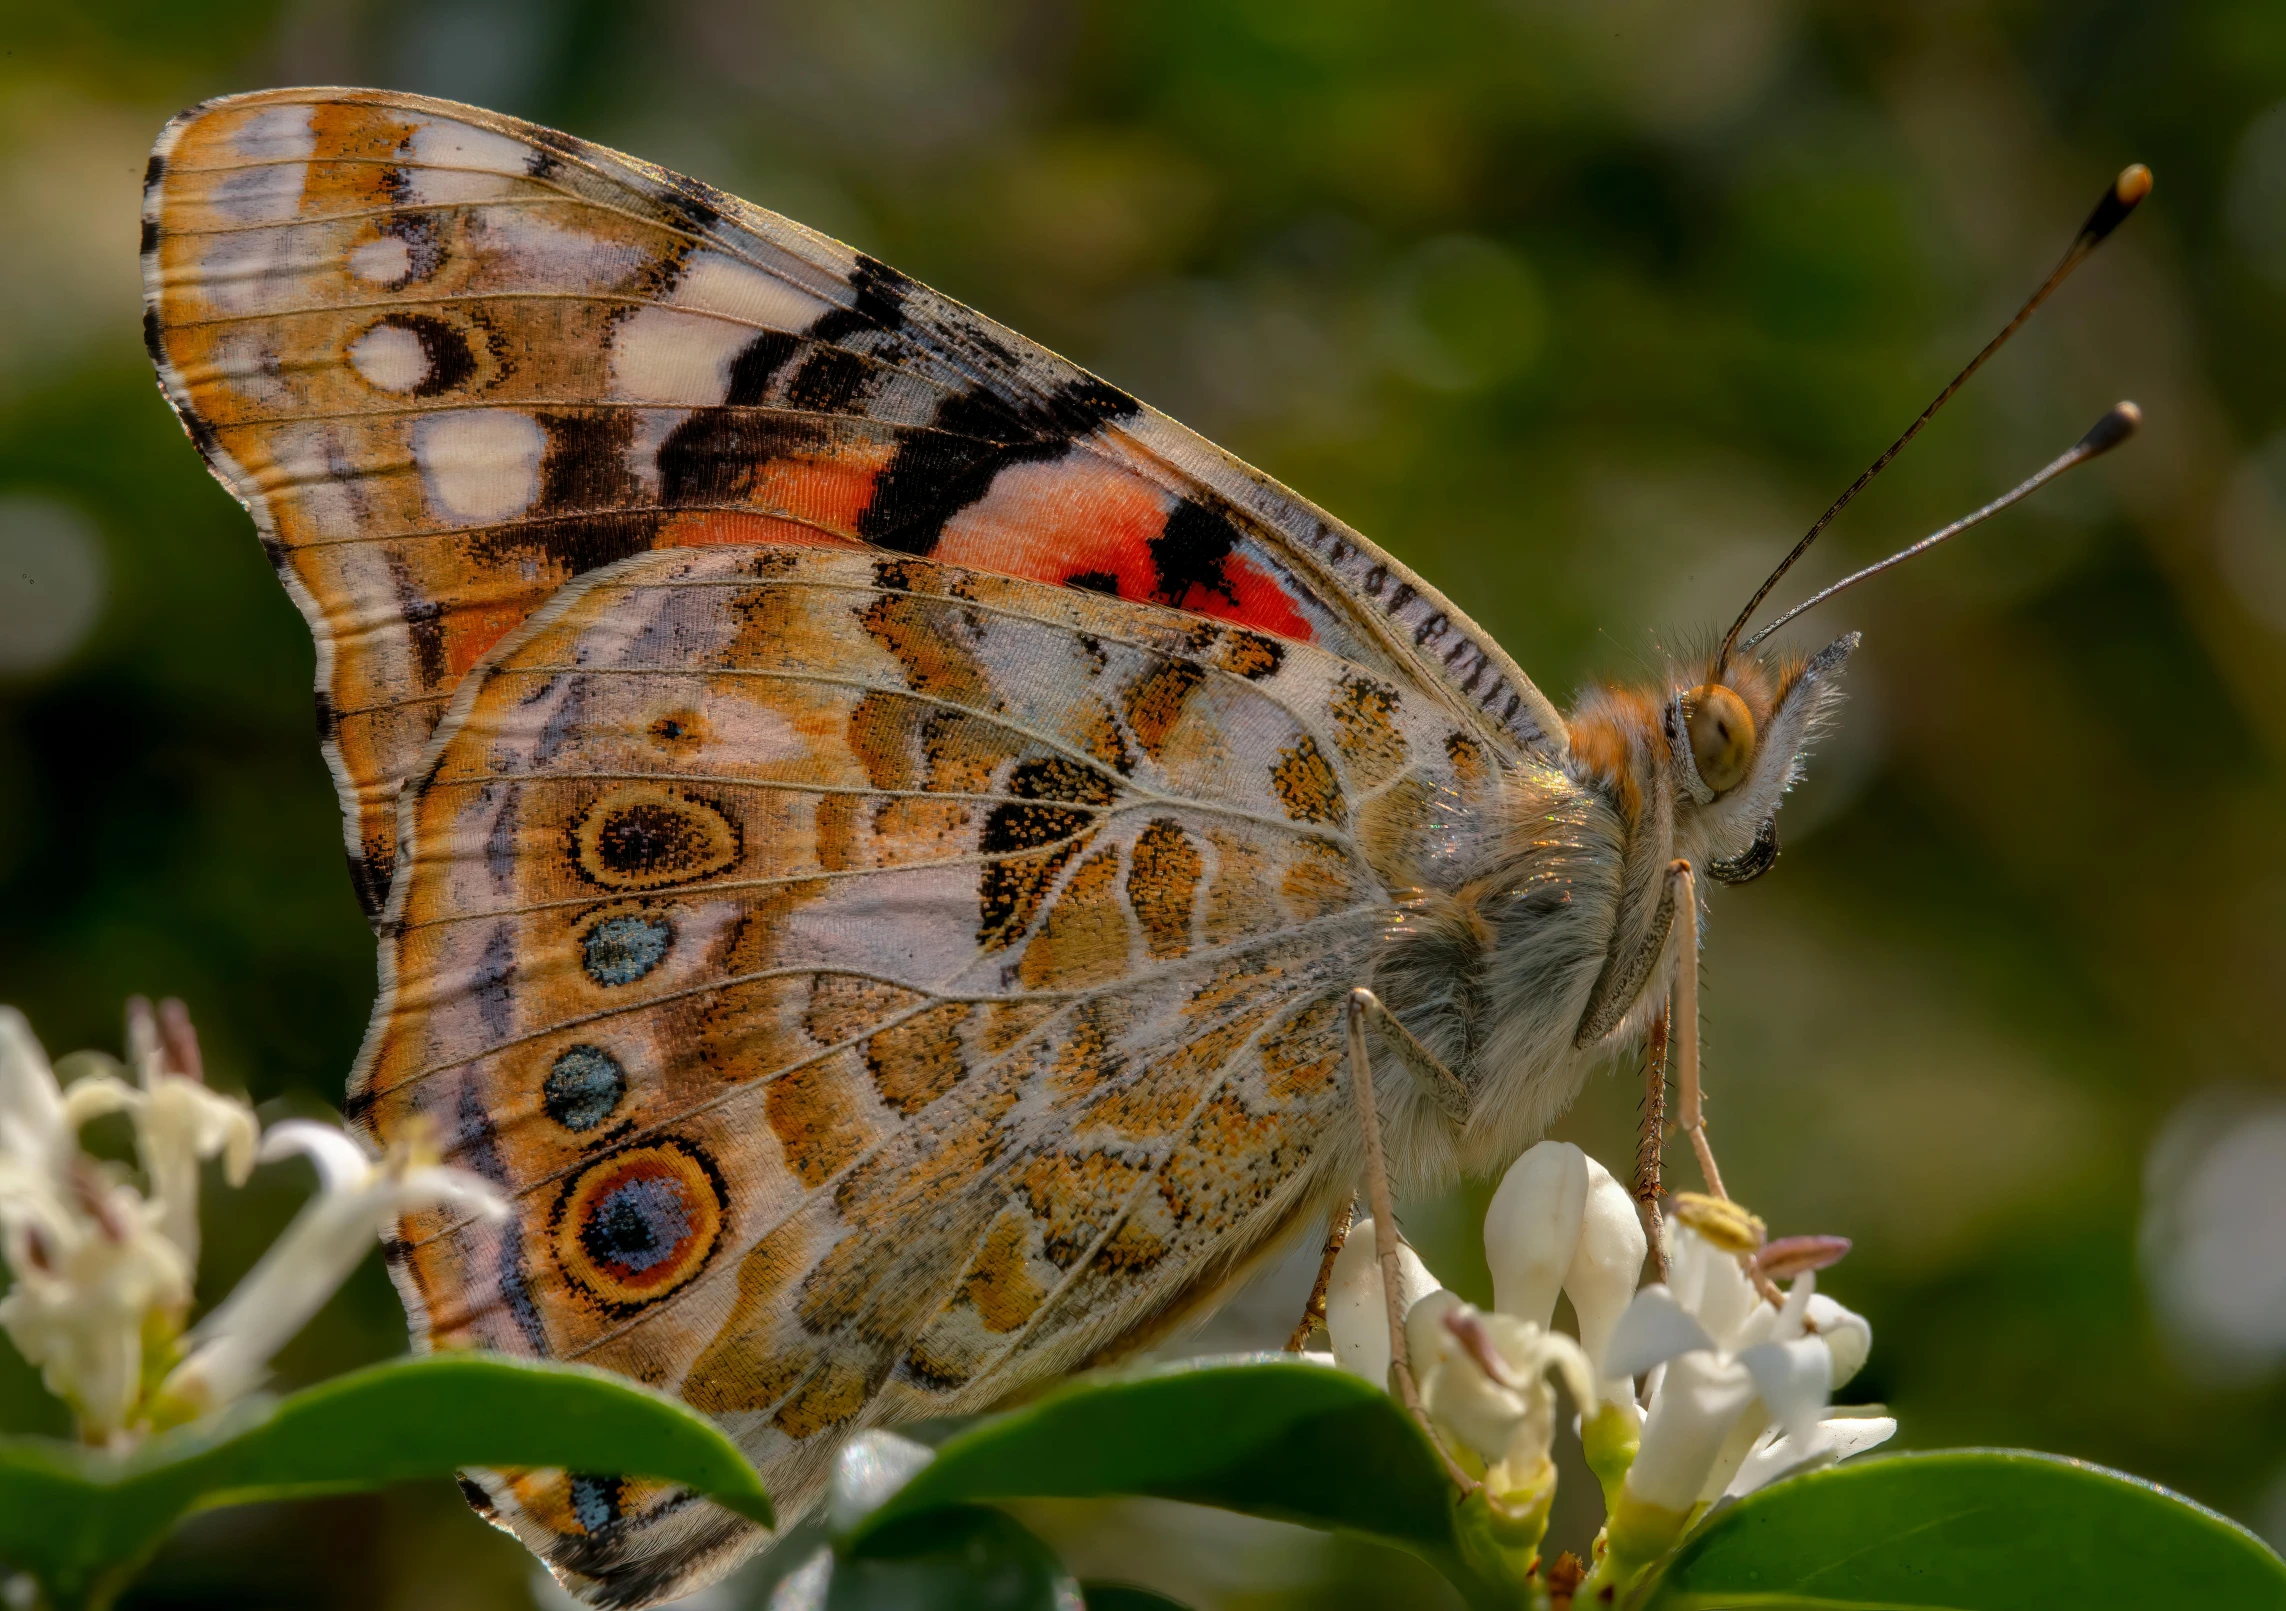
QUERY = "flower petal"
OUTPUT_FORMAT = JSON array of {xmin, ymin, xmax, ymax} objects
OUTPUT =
[
  {"xmin": 0, "ymin": 1008, "xmax": 67, "ymax": 1169},
  {"xmin": 1625, "ymin": 1350, "xmax": 1758, "ymax": 1512},
  {"xmin": 1724, "ymin": 1413, "xmax": 1897, "ymax": 1498},
  {"xmin": 58, "ymin": 1073, "xmax": 139, "ymax": 1131},
  {"xmin": 399, "ymin": 1164, "xmax": 509, "ymax": 1220},
  {"xmin": 1807, "ymin": 1293, "xmax": 1872, "ymax": 1389},
  {"xmin": 1737, "ymin": 1334, "xmax": 1833, "ymax": 1447},
  {"xmin": 1603, "ymin": 1284, "xmax": 1716, "ymax": 1380},
  {"xmin": 258, "ymin": 1119, "xmax": 377, "ymax": 1192},
  {"xmin": 1671, "ymin": 1224, "xmax": 1762, "ymax": 1347}
]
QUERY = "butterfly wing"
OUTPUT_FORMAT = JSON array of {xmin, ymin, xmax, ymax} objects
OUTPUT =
[
  {"xmin": 356, "ymin": 544, "xmax": 1498, "ymax": 1599},
  {"xmin": 141, "ymin": 87, "xmax": 1563, "ymax": 918}
]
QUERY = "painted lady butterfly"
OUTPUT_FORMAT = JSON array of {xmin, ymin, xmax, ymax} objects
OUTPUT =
[{"xmin": 141, "ymin": 88, "xmax": 1853, "ymax": 1605}]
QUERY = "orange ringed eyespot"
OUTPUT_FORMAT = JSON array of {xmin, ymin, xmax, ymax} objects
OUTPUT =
[{"xmin": 554, "ymin": 1141, "xmax": 724, "ymax": 1309}]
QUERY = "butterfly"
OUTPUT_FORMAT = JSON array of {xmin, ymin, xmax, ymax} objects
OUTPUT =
[{"xmin": 140, "ymin": 87, "xmax": 1862, "ymax": 1606}]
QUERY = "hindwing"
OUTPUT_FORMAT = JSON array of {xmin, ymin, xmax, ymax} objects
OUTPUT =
[
  {"xmin": 352, "ymin": 546, "xmax": 1497, "ymax": 1599},
  {"xmin": 141, "ymin": 87, "xmax": 1562, "ymax": 917}
]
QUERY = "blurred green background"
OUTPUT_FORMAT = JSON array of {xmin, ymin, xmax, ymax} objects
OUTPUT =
[{"xmin": 6, "ymin": 0, "xmax": 2286, "ymax": 1605}]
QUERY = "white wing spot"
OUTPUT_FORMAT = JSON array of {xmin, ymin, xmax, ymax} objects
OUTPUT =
[
  {"xmin": 208, "ymin": 104, "xmax": 315, "ymax": 224},
  {"xmin": 349, "ymin": 323, "xmax": 431, "ymax": 393},
  {"xmin": 611, "ymin": 308, "xmax": 746, "ymax": 405},
  {"xmin": 671, "ymin": 252, "xmax": 832, "ymax": 331},
  {"xmin": 405, "ymin": 120, "xmax": 535, "ymax": 206},
  {"xmin": 349, "ymin": 236, "xmax": 414, "ymax": 285},
  {"xmin": 229, "ymin": 103, "xmax": 315, "ymax": 162},
  {"xmin": 415, "ymin": 411, "xmax": 546, "ymax": 523},
  {"xmin": 196, "ymin": 231, "xmax": 292, "ymax": 314},
  {"xmin": 610, "ymin": 253, "xmax": 832, "ymax": 405}
]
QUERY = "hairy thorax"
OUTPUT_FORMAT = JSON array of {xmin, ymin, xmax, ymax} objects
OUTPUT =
[{"xmin": 1365, "ymin": 752, "xmax": 1627, "ymax": 1188}]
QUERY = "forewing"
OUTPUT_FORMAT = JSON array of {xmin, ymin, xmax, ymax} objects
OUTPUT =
[
  {"xmin": 352, "ymin": 547, "xmax": 1497, "ymax": 1602},
  {"xmin": 142, "ymin": 86, "xmax": 1561, "ymax": 917}
]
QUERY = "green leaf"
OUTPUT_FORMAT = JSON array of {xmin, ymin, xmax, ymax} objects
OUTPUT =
[
  {"xmin": 771, "ymin": 1507, "xmax": 1079, "ymax": 1610},
  {"xmin": 846, "ymin": 1355, "xmax": 1500, "ymax": 1605},
  {"xmin": 1636, "ymin": 1448, "xmax": 2286, "ymax": 1610},
  {"xmin": 0, "ymin": 1353, "xmax": 771, "ymax": 1610},
  {"xmin": 1081, "ymin": 1584, "xmax": 1195, "ymax": 1611}
]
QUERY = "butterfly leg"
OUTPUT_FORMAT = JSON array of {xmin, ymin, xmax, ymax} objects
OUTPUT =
[
  {"xmin": 1574, "ymin": 862, "xmax": 1685, "ymax": 1047},
  {"xmin": 1350, "ymin": 987, "xmax": 1471, "ymax": 1125},
  {"xmin": 1284, "ymin": 1196, "xmax": 1357, "ymax": 1352},
  {"xmin": 1636, "ymin": 1008, "xmax": 1672, "ymax": 1281},
  {"xmin": 1666, "ymin": 860, "xmax": 1730, "ymax": 1201},
  {"xmin": 1346, "ymin": 989, "xmax": 1478, "ymax": 1493}
]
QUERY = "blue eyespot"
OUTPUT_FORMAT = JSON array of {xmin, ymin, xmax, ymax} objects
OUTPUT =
[
  {"xmin": 568, "ymin": 1473, "xmax": 623, "ymax": 1533},
  {"xmin": 581, "ymin": 1175, "xmax": 692, "ymax": 1274},
  {"xmin": 581, "ymin": 913, "xmax": 672, "ymax": 987},
  {"xmin": 544, "ymin": 1044, "xmax": 627, "ymax": 1132}
]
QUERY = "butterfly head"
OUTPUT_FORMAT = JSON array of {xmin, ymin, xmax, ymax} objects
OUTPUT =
[{"xmin": 1566, "ymin": 631, "xmax": 1856, "ymax": 887}]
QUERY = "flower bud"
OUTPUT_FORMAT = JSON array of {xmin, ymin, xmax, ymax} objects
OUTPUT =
[
  {"xmin": 1568, "ymin": 1153, "xmax": 1647, "ymax": 1398},
  {"xmin": 1324, "ymin": 1217, "xmax": 1442, "ymax": 1389},
  {"xmin": 1483, "ymin": 1141, "xmax": 1587, "ymax": 1327}
]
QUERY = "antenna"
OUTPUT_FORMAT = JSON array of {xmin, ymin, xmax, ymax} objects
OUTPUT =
[
  {"xmin": 1715, "ymin": 162, "xmax": 2153, "ymax": 671},
  {"xmin": 1737, "ymin": 401, "xmax": 2140, "ymax": 653}
]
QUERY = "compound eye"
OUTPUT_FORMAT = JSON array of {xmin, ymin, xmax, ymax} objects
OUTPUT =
[{"xmin": 1685, "ymin": 684, "xmax": 1757, "ymax": 795}]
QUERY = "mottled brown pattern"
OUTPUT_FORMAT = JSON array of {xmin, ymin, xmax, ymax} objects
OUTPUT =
[
  {"xmin": 1120, "ymin": 658, "xmax": 1206, "ymax": 762},
  {"xmin": 1201, "ymin": 826, "xmax": 1279, "ymax": 948},
  {"xmin": 773, "ymin": 1359, "xmax": 869, "ymax": 1440},
  {"xmin": 1270, "ymin": 735, "xmax": 1345, "ymax": 825},
  {"xmin": 686, "ymin": 1222, "xmax": 818, "ymax": 1414},
  {"xmin": 860, "ymin": 591, "xmax": 995, "ymax": 706},
  {"xmin": 1216, "ymin": 630, "xmax": 1284, "ymax": 680},
  {"xmin": 804, "ymin": 974, "xmax": 924, "ymax": 1047},
  {"xmin": 1125, "ymin": 819, "xmax": 1202, "ymax": 960},
  {"xmin": 1260, "ymin": 996, "xmax": 1344, "ymax": 1102},
  {"xmin": 1155, "ymin": 1092, "xmax": 1297, "ymax": 1234},
  {"xmin": 151, "ymin": 81, "xmax": 1594, "ymax": 1609},
  {"xmin": 1330, "ymin": 673, "xmax": 1409, "ymax": 787},
  {"xmin": 977, "ymin": 837, "xmax": 1091, "ymax": 952},
  {"xmin": 1018, "ymin": 1149, "xmax": 1157, "ymax": 1267},
  {"xmin": 1282, "ymin": 835, "xmax": 1369, "ymax": 922},
  {"xmin": 765, "ymin": 1061, "xmax": 872, "ymax": 1187},
  {"xmin": 1080, "ymin": 1011, "xmax": 1274, "ymax": 1141},
  {"xmin": 1016, "ymin": 847, "xmax": 1132, "ymax": 990},
  {"xmin": 864, "ymin": 1003, "xmax": 971, "ymax": 1115},
  {"xmin": 957, "ymin": 1208, "xmax": 1049, "ymax": 1332}
]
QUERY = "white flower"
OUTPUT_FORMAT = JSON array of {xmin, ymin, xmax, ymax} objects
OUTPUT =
[
  {"xmin": 0, "ymin": 1008, "xmax": 200, "ymax": 1441},
  {"xmin": 0, "ymin": 1158, "xmax": 190, "ymax": 1442},
  {"xmin": 159, "ymin": 1119, "xmax": 507, "ymax": 1414},
  {"xmin": 1597, "ymin": 1222, "xmax": 1883, "ymax": 1571},
  {"xmin": 1406, "ymin": 1293, "xmax": 1595, "ymax": 1493},
  {"xmin": 1325, "ymin": 1142, "xmax": 1643, "ymax": 1503},
  {"xmin": 61, "ymin": 999, "xmax": 258, "ymax": 1267}
]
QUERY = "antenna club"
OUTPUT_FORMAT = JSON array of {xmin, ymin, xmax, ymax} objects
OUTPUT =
[
  {"xmin": 2077, "ymin": 400, "xmax": 2142, "ymax": 458},
  {"xmin": 2081, "ymin": 164, "xmax": 2153, "ymax": 247}
]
